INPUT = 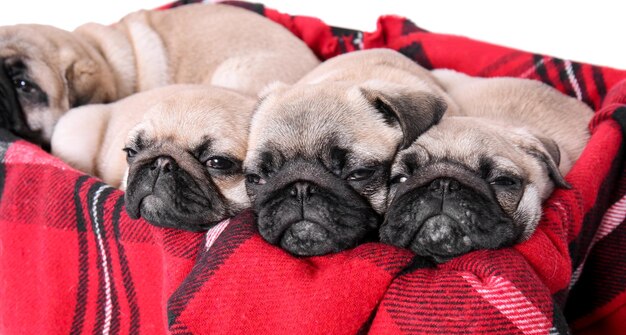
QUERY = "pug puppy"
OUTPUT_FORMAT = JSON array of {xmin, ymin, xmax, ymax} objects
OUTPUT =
[
  {"xmin": 0, "ymin": 3, "xmax": 319, "ymax": 147},
  {"xmin": 244, "ymin": 49, "xmax": 456, "ymax": 256},
  {"xmin": 51, "ymin": 85, "xmax": 254, "ymax": 231},
  {"xmin": 380, "ymin": 69, "xmax": 594, "ymax": 262}
]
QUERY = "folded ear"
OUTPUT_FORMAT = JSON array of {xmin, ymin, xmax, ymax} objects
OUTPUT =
[
  {"xmin": 65, "ymin": 58, "xmax": 99, "ymax": 107},
  {"xmin": 360, "ymin": 86, "xmax": 447, "ymax": 149},
  {"xmin": 536, "ymin": 135, "xmax": 561, "ymax": 167},
  {"xmin": 525, "ymin": 134, "xmax": 571, "ymax": 189}
]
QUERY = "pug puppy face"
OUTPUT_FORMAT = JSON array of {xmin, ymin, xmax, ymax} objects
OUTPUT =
[
  {"xmin": 244, "ymin": 81, "xmax": 447, "ymax": 256},
  {"xmin": 123, "ymin": 87, "xmax": 254, "ymax": 231},
  {"xmin": 381, "ymin": 117, "xmax": 570, "ymax": 262},
  {"xmin": 0, "ymin": 24, "xmax": 116, "ymax": 146}
]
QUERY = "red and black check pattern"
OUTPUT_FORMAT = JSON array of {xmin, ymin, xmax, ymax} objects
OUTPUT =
[{"xmin": 1, "ymin": 1, "xmax": 625, "ymax": 334}]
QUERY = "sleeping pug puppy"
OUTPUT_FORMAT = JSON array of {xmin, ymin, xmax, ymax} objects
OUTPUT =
[
  {"xmin": 380, "ymin": 69, "xmax": 594, "ymax": 262},
  {"xmin": 244, "ymin": 49, "xmax": 457, "ymax": 256},
  {"xmin": 0, "ymin": 3, "xmax": 319, "ymax": 147},
  {"xmin": 51, "ymin": 85, "xmax": 254, "ymax": 231}
]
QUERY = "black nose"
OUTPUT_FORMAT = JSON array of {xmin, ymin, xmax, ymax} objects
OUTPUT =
[
  {"xmin": 289, "ymin": 181, "xmax": 315, "ymax": 200},
  {"xmin": 150, "ymin": 156, "xmax": 175, "ymax": 173},
  {"xmin": 429, "ymin": 178, "xmax": 460, "ymax": 193}
]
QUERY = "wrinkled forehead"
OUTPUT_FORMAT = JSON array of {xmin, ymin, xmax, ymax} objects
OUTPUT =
[
  {"xmin": 397, "ymin": 118, "xmax": 522, "ymax": 169},
  {"xmin": 127, "ymin": 95, "xmax": 250, "ymax": 156},
  {"xmin": 248, "ymin": 84, "xmax": 402, "ymax": 161},
  {"xmin": 0, "ymin": 25, "xmax": 78, "ymax": 55}
]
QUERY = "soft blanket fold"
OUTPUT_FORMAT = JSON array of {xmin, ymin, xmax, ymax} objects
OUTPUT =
[{"xmin": 1, "ymin": 1, "xmax": 625, "ymax": 334}]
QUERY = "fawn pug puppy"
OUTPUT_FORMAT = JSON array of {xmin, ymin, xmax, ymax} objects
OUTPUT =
[
  {"xmin": 244, "ymin": 49, "xmax": 457, "ymax": 256},
  {"xmin": 380, "ymin": 69, "xmax": 594, "ymax": 262},
  {"xmin": 52, "ymin": 85, "xmax": 254, "ymax": 231},
  {"xmin": 0, "ymin": 3, "xmax": 319, "ymax": 147}
]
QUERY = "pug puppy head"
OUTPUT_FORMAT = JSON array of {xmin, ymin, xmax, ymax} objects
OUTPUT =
[
  {"xmin": 244, "ymin": 81, "xmax": 447, "ymax": 256},
  {"xmin": 0, "ymin": 24, "xmax": 116, "ymax": 146},
  {"xmin": 123, "ymin": 87, "xmax": 254, "ymax": 231},
  {"xmin": 381, "ymin": 116, "xmax": 570, "ymax": 262}
]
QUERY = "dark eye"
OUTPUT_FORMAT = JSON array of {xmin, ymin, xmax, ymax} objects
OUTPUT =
[
  {"xmin": 122, "ymin": 147, "xmax": 138, "ymax": 159},
  {"xmin": 13, "ymin": 78, "xmax": 36, "ymax": 94},
  {"xmin": 245, "ymin": 173, "xmax": 266, "ymax": 185},
  {"xmin": 390, "ymin": 174, "xmax": 409, "ymax": 184},
  {"xmin": 346, "ymin": 168, "xmax": 376, "ymax": 181},
  {"xmin": 490, "ymin": 176, "xmax": 520, "ymax": 187},
  {"xmin": 206, "ymin": 156, "xmax": 235, "ymax": 170}
]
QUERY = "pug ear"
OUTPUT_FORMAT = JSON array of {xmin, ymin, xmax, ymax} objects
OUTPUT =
[
  {"xmin": 65, "ymin": 59, "xmax": 99, "ymax": 107},
  {"xmin": 360, "ymin": 86, "xmax": 447, "ymax": 149},
  {"xmin": 525, "ymin": 134, "xmax": 571, "ymax": 189},
  {"xmin": 536, "ymin": 135, "xmax": 561, "ymax": 167}
]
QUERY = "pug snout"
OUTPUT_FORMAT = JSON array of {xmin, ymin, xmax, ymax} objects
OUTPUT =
[
  {"xmin": 256, "ymin": 179, "xmax": 327, "ymax": 243},
  {"xmin": 150, "ymin": 156, "xmax": 175, "ymax": 173},
  {"xmin": 383, "ymin": 172, "xmax": 522, "ymax": 262},
  {"xmin": 252, "ymin": 161, "xmax": 381, "ymax": 256},
  {"xmin": 429, "ymin": 178, "xmax": 460, "ymax": 194},
  {"xmin": 414, "ymin": 215, "xmax": 472, "ymax": 257},
  {"xmin": 290, "ymin": 221, "xmax": 326, "ymax": 239},
  {"xmin": 280, "ymin": 221, "xmax": 332, "ymax": 256},
  {"xmin": 141, "ymin": 156, "xmax": 179, "ymax": 188},
  {"xmin": 289, "ymin": 181, "xmax": 316, "ymax": 200}
]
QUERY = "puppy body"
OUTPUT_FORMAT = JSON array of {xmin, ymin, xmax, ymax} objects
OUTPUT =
[
  {"xmin": 433, "ymin": 69, "xmax": 592, "ymax": 173},
  {"xmin": 245, "ymin": 49, "xmax": 452, "ymax": 256},
  {"xmin": 297, "ymin": 48, "xmax": 459, "ymax": 114},
  {"xmin": 52, "ymin": 84, "xmax": 255, "ymax": 231},
  {"xmin": 0, "ymin": 3, "xmax": 319, "ymax": 144},
  {"xmin": 381, "ymin": 69, "xmax": 594, "ymax": 262}
]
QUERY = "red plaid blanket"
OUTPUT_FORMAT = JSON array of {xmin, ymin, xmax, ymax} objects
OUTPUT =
[{"xmin": 1, "ymin": 1, "xmax": 625, "ymax": 334}]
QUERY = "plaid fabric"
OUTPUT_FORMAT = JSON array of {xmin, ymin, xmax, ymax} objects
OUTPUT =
[{"xmin": 1, "ymin": 1, "xmax": 625, "ymax": 334}]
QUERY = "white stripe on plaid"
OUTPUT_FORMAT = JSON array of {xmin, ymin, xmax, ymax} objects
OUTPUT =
[
  {"xmin": 462, "ymin": 273, "xmax": 551, "ymax": 334},
  {"xmin": 92, "ymin": 185, "xmax": 114, "ymax": 335},
  {"xmin": 564, "ymin": 60, "xmax": 583, "ymax": 100},
  {"xmin": 205, "ymin": 218, "xmax": 231, "ymax": 251},
  {"xmin": 521, "ymin": 58, "xmax": 545, "ymax": 79}
]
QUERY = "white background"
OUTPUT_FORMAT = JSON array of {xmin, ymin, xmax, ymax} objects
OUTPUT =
[{"xmin": 1, "ymin": 0, "xmax": 624, "ymax": 70}]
